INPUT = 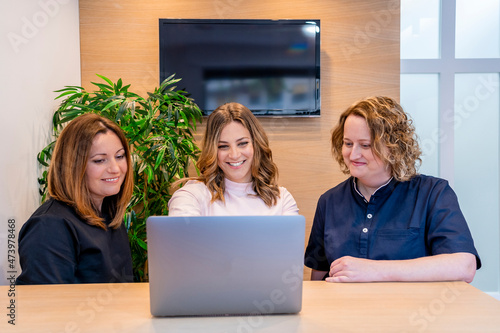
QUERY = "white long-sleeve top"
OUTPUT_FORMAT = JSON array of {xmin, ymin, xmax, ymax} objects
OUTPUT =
[{"xmin": 168, "ymin": 178, "xmax": 299, "ymax": 216}]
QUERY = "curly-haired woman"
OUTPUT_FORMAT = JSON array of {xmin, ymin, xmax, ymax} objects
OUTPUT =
[{"xmin": 304, "ymin": 96, "xmax": 480, "ymax": 283}]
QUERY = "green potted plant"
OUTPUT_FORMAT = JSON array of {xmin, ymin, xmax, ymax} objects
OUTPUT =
[{"xmin": 37, "ymin": 74, "xmax": 203, "ymax": 281}]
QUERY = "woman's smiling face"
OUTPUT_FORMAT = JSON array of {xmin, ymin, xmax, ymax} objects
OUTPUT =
[
  {"xmin": 85, "ymin": 131, "xmax": 128, "ymax": 211},
  {"xmin": 342, "ymin": 115, "xmax": 391, "ymax": 188},
  {"xmin": 217, "ymin": 121, "xmax": 254, "ymax": 183}
]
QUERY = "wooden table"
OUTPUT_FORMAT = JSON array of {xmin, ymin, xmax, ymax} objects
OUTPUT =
[{"xmin": 2, "ymin": 281, "xmax": 500, "ymax": 332}]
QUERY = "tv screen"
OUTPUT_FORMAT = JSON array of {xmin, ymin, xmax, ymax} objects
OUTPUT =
[{"xmin": 159, "ymin": 19, "xmax": 320, "ymax": 116}]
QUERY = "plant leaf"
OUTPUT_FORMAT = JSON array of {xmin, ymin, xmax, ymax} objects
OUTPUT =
[
  {"xmin": 39, "ymin": 73, "xmax": 202, "ymax": 282},
  {"xmin": 154, "ymin": 148, "xmax": 165, "ymax": 170},
  {"xmin": 95, "ymin": 74, "xmax": 114, "ymax": 86}
]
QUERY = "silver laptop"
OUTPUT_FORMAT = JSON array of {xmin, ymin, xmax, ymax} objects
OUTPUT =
[{"xmin": 147, "ymin": 215, "xmax": 305, "ymax": 317}]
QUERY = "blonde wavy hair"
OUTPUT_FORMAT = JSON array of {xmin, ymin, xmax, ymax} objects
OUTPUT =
[
  {"xmin": 331, "ymin": 96, "xmax": 422, "ymax": 181},
  {"xmin": 193, "ymin": 102, "xmax": 280, "ymax": 206},
  {"xmin": 48, "ymin": 113, "xmax": 134, "ymax": 229}
]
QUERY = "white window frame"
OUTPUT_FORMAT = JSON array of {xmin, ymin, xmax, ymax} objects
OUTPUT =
[{"xmin": 401, "ymin": 0, "xmax": 500, "ymax": 185}]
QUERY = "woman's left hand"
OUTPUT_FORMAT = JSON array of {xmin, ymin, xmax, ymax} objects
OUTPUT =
[
  {"xmin": 327, "ymin": 256, "xmax": 382, "ymax": 282},
  {"xmin": 326, "ymin": 253, "xmax": 477, "ymax": 283}
]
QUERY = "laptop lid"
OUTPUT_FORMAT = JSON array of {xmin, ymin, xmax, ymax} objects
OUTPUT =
[{"xmin": 147, "ymin": 215, "xmax": 305, "ymax": 317}]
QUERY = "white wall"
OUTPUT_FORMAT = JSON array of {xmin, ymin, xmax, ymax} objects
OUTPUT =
[{"xmin": 0, "ymin": 0, "xmax": 81, "ymax": 285}]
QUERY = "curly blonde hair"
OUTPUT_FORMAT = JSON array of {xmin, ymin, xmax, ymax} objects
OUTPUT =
[
  {"xmin": 194, "ymin": 102, "xmax": 280, "ymax": 206},
  {"xmin": 331, "ymin": 96, "xmax": 421, "ymax": 181}
]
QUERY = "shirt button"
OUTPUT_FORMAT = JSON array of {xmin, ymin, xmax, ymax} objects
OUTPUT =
[
  {"xmin": 362, "ymin": 228, "xmax": 368, "ymax": 233},
  {"xmin": 367, "ymin": 214, "xmax": 373, "ymax": 219}
]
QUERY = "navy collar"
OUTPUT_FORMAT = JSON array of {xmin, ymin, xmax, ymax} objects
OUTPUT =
[{"xmin": 352, "ymin": 177, "xmax": 396, "ymax": 202}]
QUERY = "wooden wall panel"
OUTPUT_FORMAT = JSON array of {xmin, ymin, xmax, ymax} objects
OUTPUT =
[{"xmin": 79, "ymin": 0, "xmax": 400, "ymax": 280}]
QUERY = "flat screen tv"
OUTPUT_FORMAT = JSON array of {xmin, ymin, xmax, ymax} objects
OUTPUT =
[{"xmin": 159, "ymin": 19, "xmax": 320, "ymax": 116}]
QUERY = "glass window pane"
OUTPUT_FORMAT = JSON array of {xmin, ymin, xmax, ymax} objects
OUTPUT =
[
  {"xmin": 454, "ymin": 73, "xmax": 500, "ymax": 291},
  {"xmin": 456, "ymin": 0, "xmax": 500, "ymax": 58},
  {"xmin": 400, "ymin": 74, "xmax": 440, "ymax": 176},
  {"xmin": 401, "ymin": 0, "xmax": 440, "ymax": 59}
]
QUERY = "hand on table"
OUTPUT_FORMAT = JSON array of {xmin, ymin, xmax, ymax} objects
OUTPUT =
[{"xmin": 326, "ymin": 256, "xmax": 381, "ymax": 282}]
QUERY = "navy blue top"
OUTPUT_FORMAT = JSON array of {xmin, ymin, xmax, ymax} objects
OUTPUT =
[
  {"xmin": 17, "ymin": 199, "xmax": 133, "ymax": 284},
  {"xmin": 304, "ymin": 175, "xmax": 481, "ymax": 272}
]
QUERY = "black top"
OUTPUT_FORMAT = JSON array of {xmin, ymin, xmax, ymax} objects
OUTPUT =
[{"xmin": 16, "ymin": 199, "xmax": 133, "ymax": 284}]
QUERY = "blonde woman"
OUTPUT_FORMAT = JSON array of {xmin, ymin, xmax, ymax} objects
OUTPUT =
[
  {"xmin": 305, "ymin": 96, "xmax": 480, "ymax": 283},
  {"xmin": 17, "ymin": 114, "xmax": 134, "ymax": 284},
  {"xmin": 168, "ymin": 102, "xmax": 298, "ymax": 216}
]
